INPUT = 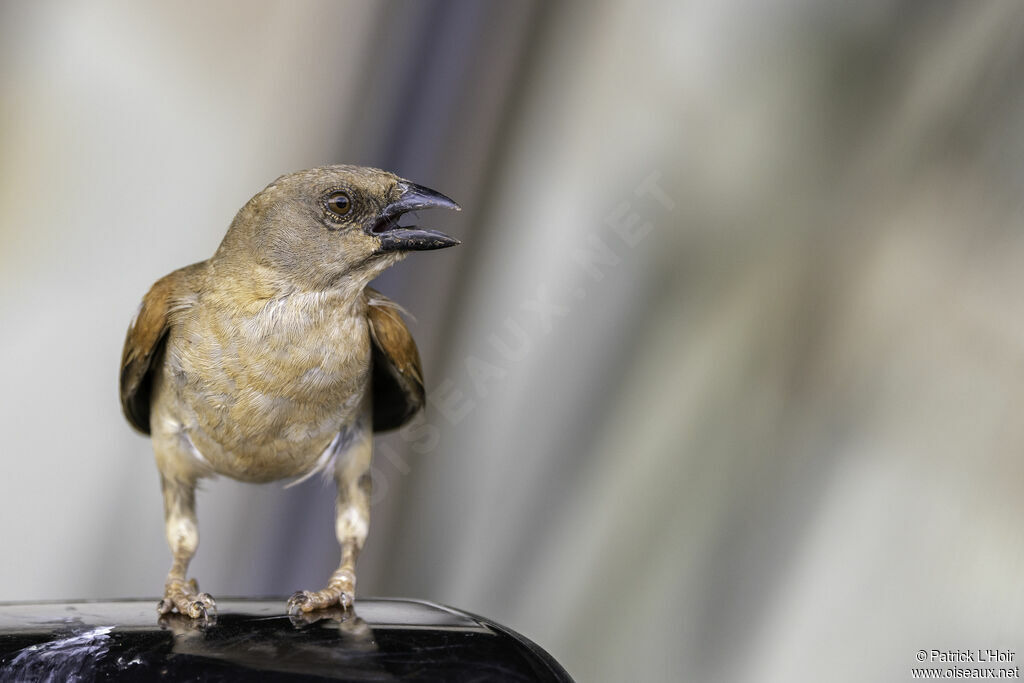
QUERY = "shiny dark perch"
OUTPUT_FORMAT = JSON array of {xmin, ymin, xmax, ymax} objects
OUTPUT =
[{"xmin": 0, "ymin": 598, "xmax": 573, "ymax": 682}]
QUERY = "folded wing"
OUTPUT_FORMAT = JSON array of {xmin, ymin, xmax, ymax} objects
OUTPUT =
[
  {"xmin": 119, "ymin": 264, "xmax": 199, "ymax": 435},
  {"xmin": 366, "ymin": 288, "xmax": 425, "ymax": 432}
]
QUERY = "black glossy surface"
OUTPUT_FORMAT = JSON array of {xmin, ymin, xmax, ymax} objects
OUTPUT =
[{"xmin": 0, "ymin": 598, "xmax": 572, "ymax": 682}]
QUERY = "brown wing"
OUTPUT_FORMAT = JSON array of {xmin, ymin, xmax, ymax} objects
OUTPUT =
[
  {"xmin": 119, "ymin": 264, "xmax": 200, "ymax": 435},
  {"xmin": 366, "ymin": 289, "xmax": 425, "ymax": 432}
]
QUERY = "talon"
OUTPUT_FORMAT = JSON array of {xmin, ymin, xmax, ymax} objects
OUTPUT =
[
  {"xmin": 159, "ymin": 578, "xmax": 218, "ymax": 621},
  {"xmin": 288, "ymin": 611, "xmax": 317, "ymax": 628},
  {"xmin": 287, "ymin": 591, "xmax": 312, "ymax": 616},
  {"xmin": 188, "ymin": 601, "xmax": 207, "ymax": 619},
  {"xmin": 197, "ymin": 596, "xmax": 218, "ymax": 621},
  {"xmin": 184, "ymin": 600, "xmax": 217, "ymax": 625}
]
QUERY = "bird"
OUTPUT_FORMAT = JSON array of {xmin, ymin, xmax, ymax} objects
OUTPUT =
[{"xmin": 119, "ymin": 165, "xmax": 460, "ymax": 620}]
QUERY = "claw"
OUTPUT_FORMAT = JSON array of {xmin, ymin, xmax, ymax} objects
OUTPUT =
[
  {"xmin": 159, "ymin": 612, "xmax": 216, "ymax": 632},
  {"xmin": 288, "ymin": 610, "xmax": 319, "ymax": 628},
  {"xmin": 285, "ymin": 587, "xmax": 355, "ymax": 619},
  {"xmin": 287, "ymin": 591, "xmax": 312, "ymax": 616},
  {"xmin": 288, "ymin": 605, "xmax": 352, "ymax": 629},
  {"xmin": 159, "ymin": 577, "xmax": 218, "ymax": 621},
  {"xmin": 192, "ymin": 594, "xmax": 218, "ymax": 621},
  {"xmin": 188, "ymin": 600, "xmax": 206, "ymax": 620},
  {"xmin": 188, "ymin": 600, "xmax": 218, "ymax": 625}
]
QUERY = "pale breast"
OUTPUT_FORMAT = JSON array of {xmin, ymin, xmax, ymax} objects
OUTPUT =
[{"xmin": 163, "ymin": 291, "xmax": 370, "ymax": 481}]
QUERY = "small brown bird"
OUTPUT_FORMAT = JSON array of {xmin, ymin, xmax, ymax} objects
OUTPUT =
[{"xmin": 119, "ymin": 165, "xmax": 460, "ymax": 619}]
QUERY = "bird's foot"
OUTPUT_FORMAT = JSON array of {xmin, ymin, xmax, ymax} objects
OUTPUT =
[
  {"xmin": 286, "ymin": 568, "xmax": 355, "ymax": 616},
  {"xmin": 157, "ymin": 612, "xmax": 217, "ymax": 633},
  {"xmin": 287, "ymin": 605, "xmax": 350, "ymax": 628},
  {"xmin": 157, "ymin": 577, "xmax": 217, "ymax": 621}
]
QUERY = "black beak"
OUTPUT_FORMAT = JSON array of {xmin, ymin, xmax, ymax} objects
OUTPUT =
[{"xmin": 372, "ymin": 182, "xmax": 461, "ymax": 252}]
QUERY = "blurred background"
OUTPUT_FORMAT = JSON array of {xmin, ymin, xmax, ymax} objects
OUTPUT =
[{"xmin": 2, "ymin": 1, "xmax": 1024, "ymax": 680}]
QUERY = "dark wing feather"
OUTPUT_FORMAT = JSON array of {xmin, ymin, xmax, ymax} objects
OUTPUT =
[
  {"xmin": 366, "ymin": 289, "xmax": 425, "ymax": 432},
  {"xmin": 119, "ymin": 265, "xmax": 198, "ymax": 435}
]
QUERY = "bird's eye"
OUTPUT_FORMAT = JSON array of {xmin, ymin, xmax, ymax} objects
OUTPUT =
[{"xmin": 326, "ymin": 191, "xmax": 352, "ymax": 217}]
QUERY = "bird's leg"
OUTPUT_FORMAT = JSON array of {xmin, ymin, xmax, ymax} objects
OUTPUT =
[
  {"xmin": 156, "ymin": 476, "xmax": 216, "ymax": 619},
  {"xmin": 288, "ymin": 422, "xmax": 372, "ymax": 615}
]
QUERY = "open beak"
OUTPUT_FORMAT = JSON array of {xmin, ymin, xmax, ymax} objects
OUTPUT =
[{"xmin": 371, "ymin": 182, "xmax": 462, "ymax": 252}]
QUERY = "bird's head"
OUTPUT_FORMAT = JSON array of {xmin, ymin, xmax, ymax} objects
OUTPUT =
[{"xmin": 216, "ymin": 165, "xmax": 460, "ymax": 291}]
